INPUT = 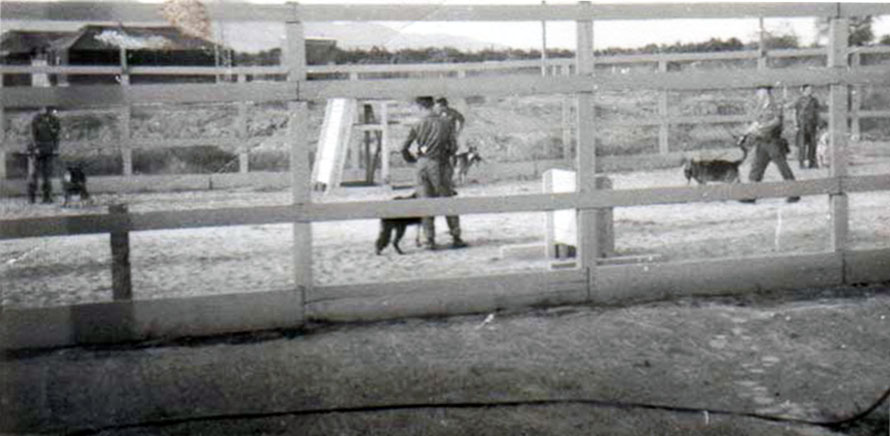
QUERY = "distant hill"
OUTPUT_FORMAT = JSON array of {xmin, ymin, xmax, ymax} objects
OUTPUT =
[
  {"xmin": 220, "ymin": 22, "xmax": 507, "ymax": 52},
  {"xmin": 4, "ymin": 20, "xmax": 506, "ymax": 53}
]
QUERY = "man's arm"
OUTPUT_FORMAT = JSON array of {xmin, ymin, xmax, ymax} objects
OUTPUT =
[{"xmin": 401, "ymin": 127, "xmax": 417, "ymax": 163}]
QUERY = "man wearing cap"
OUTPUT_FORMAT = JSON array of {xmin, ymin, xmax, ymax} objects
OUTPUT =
[
  {"xmin": 401, "ymin": 96, "xmax": 467, "ymax": 250},
  {"xmin": 741, "ymin": 86, "xmax": 800, "ymax": 204},
  {"xmin": 791, "ymin": 84, "xmax": 821, "ymax": 169},
  {"xmin": 28, "ymin": 106, "xmax": 61, "ymax": 204}
]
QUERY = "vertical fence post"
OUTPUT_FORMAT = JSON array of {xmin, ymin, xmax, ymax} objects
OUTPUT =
[
  {"xmin": 119, "ymin": 48, "xmax": 133, "ymax": 177},
  {"xmin": 850, "ymin": 52, "xmax": 862, "ymax": 141},
  {"xmin": 575, "ymin": 2, "xmax": 598, "ymax": 297},
  {"xmin": 237, "ymin": 82, "xmax": 249, "ymax": 174},
  {"xmin": 0, "ymin": 71, "xmax": 5, "ymax": 181},
  {"xmin": 109, "ymin": 204, "xmax": 132, "ymax": 300},
  {"xmin": 286, "ymin": 11, "xmax": 311, "ymax": 320},
  {"xmin": 380, "ymin": 101, "xmax": 390, "ymax": 185},
  {"xmin": 120, "ymin": 106, "xmax": 132, "ymax": 177},
  {"xmin": 757, "ymin": 17, "xmax": 767, "ymax": 70},
  {"xmin": 562, "ymin": 64, "xmax": 573, "ymax": 162},
  {"xmin": 827, "ymin": 16, "xmax": 849, "ymax": 257},
  {"xmin": 657, "ymin": 60, "xmax": 669, "ymax": 155}
]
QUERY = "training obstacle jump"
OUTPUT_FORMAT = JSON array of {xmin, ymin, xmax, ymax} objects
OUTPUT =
[{"xmin": 2, "ymin": 2, "xmax": 890, "ymax": 349}]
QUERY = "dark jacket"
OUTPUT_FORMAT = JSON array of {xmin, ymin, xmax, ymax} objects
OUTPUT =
[{"xmin": 31, "ymin": 112, "xmax": 61, "ymax": 156}]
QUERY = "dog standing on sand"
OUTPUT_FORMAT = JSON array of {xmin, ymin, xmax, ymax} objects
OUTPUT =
[
  {"xmin": 62, "ymin": 165, "xmax": 90, "ymax": 206},
  {"xmin": 375, "ymin": 193, "xmax": 423, "ymax": 255},
  {"xmin": 452, "ymin": 146, "xmax": 483, "ymax": 185},
  {"xmin": 682, "ymin": 136, "xmax": 749, "ymax": 185}
]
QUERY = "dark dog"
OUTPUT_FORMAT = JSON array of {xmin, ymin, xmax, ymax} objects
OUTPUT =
[
  {"xmin": 452, "ymin": 146, "xmax": 483, "ymax": 185},
  {"xmin": 682, "ymin": 136, "xmax": 749, "ymax": 185},
  {"xmin": 62, "ymin": 165, "xmax": 90, "ymax": 206},
  {"xmin": 375, "ymin": 193, "xmax": 423, "ymax": 255}
]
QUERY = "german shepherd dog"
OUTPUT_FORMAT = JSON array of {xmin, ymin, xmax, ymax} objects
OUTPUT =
[
  {"xmin": 452, "ymin": 146, "xmax": 483, "ymax": 185},
  {"xmin": 682, "ymin": 136, "xmax": 749, "ymax": 185},
  {"xmin": 62, "ymin": 165, "xmax": 90, "ymax": 206},
  {"xmin": 375, "ymin": 193, "xmax": 423, "ymax": 255}
]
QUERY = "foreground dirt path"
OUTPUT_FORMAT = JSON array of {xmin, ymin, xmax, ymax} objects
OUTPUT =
[{"xmin": 2, "ymin": 287, "xmax": 888, "ymax": 435}]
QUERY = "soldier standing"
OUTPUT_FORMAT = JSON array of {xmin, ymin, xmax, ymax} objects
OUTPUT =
[
  {"xmin": 791, "ymin": 84, "xmax": 821, "ymax": 169},
  {"xmin": 741, "ymin": 86, "xmax": 800, "ymax": 204},
  {"xmin": 28, "ymin": 106, "xmax": 61, "ymax": 204},
  {"xmin": 401, "ymin": 96, "xmax": 467, "ymax": 250}
]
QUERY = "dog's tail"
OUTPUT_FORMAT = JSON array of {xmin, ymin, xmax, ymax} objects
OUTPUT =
[{"xmin": 734, "ymin": 134, "xmax": 749, "ymax": 165}]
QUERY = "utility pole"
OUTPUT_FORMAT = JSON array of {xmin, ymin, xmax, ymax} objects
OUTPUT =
[{"xmin": 541, "ymin": 0, "xmax": 548, "ymax": 76}]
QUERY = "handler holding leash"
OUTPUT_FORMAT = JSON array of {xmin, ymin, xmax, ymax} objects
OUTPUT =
[
  {"xmin": 28, "ymin": 106, "xmax": 61, "ymax": 204},
  {"xmin": 739, "ymin": 85, "xmax": 799, "ymax": 204},
  {"xmin": 401, "ymin": 96, "xmax": 467, "ymax": 250}
]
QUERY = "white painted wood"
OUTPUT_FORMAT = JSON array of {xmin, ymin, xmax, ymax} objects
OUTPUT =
[
  {"xmin": 311, "ymin": 98, "xmax": 356, "ymax": 192},
  {"xmin": 828, "ymin": 17, "xmax": 849, "ymax": 252}
]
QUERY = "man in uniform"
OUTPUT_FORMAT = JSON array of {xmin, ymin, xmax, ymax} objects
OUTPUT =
[
  {"xmin": 401, "ymin": 96, "xmax": 467, "ymax": 250},
  {"xmin": 434, "ymin": 97, "xmax": 465, "ymax": 154},
  {"xmin": 741, "ymin": 86, "xmax": 800, "ymax": 204},
  {"xmin": 434, "ymin": 97, "xmax": 466, "ymax": 188},
  {"xmin": 791, "ymin": 84, "xmax": 821, "ymax": 169},
  {"xmin": 28, "ymin": 106, "xmax": 61, "ymax": 204}
]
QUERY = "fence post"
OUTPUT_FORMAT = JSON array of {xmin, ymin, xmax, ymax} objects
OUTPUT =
[
  {"xmin": 237, "ymin": 96, "xmax": 249, "ymax": 174},
  {"xmin": 827, "ymin": 16, "xmax": 849, "ymax": 256},
  {"xmin": 850, "ymin": 52, "xmax": 862, "ymax": 141},
  {"xmin": 657, "ymin": 60, "xmax": 669, "ymax": 155},
  {"xmin": 109, "ymin": 204, "xmax": 132, "ymax": 300},
  {"xmin": 757, "ymin": 17, "xmax": 767, "ymax": 70},
  {"xmin": 120, "ymin": 106, "xmax": 132, "ymax": 176},
  {"xmin": 0, "ymin": 72, "xmax": 5, "ymax": 181},
  {"xmin": 286, "ymin": 14, "xmax": 311, "ymax": 319},
  {"xmin": 575, "ymin": 2, "xmax": 598, "ymax": 297}
]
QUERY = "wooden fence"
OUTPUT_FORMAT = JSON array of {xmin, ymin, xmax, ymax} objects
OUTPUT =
[
  {"xmin": 2, "ymin": 1, "xmax": 890, "ymax": 350},
  {"xmin": 2, "ymin": 24, "xmax": 890, "ymax": 182}
]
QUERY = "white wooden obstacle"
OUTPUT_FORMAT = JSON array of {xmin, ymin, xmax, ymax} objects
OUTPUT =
[
  {"xmin": 543, "ymin": 169, "xmax": 614, "ymax": 267},
  {"xmin": 311, "ymin": 98, "xmax": 356, "ymax": 193}
]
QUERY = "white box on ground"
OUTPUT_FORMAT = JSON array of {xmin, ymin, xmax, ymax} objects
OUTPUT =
[
  {"xmin": 543, "ymin": 169, "xmax": 613, "ymax": 260},
  {"xmin": 543, "ymin": 169, "xmax": 578, "ymax": 247}
]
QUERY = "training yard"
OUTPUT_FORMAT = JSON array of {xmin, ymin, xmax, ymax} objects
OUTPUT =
[{"xmin": 2, "ymin": 147, "xmax": 890, "ymax": 308}]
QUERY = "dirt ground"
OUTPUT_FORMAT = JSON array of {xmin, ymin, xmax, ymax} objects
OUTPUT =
[{"xmin": 2, "ymin": 287, "xmax": 889, "ymax": 435}]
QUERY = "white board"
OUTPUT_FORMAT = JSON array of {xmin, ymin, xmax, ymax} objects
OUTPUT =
[
  {"xmin": 311, "ymin": 98, "xmax": 356, "ymax": 192},
  {"xmin": 543, "ymin": 169, "xmax": 577, "ymax": 248}
]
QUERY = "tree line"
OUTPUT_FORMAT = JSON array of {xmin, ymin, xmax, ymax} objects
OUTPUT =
[{"xmin": 235, "ymin": 18, "xmax": 890, "ymax": 66}]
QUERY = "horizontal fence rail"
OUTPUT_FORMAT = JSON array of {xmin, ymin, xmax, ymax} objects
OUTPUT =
[{"xmin": 4, "ymin": 175, "xmax": 890, "ymax": 241}]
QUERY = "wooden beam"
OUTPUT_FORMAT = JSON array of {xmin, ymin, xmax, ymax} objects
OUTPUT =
[
  {"xmin": 108, "ymin": 204, "xmax": 132, "ymax": 300},
  {"xmin": 286, "ymin": 19, "xmax": 311, "ymax": 317},
  {"xmin": 0, "ymin": 177, "xmax": 846, "ymax": 240},
  {"xmin": 307, "ymin": 269, "xmax": 588, "ymax": 322},
  {"xmin": 575, "ymin": 7, "xmax": 597, "ymax": 290},
  {"xmin": 828, "ymin": 17, "xmax": 849, "ymax": 252},
  {"xmin": 594, "ymin": 252, "xmax": 843, "ymax": 303},
  {"xmin": 0, "ymin": 83, "xmax": 296, "ymax": 108}
]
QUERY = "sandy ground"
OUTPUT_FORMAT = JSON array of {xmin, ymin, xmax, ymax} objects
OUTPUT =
[{"xmin": 2, "ymin": 158, "xmax": 889, "ymax": 308}]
